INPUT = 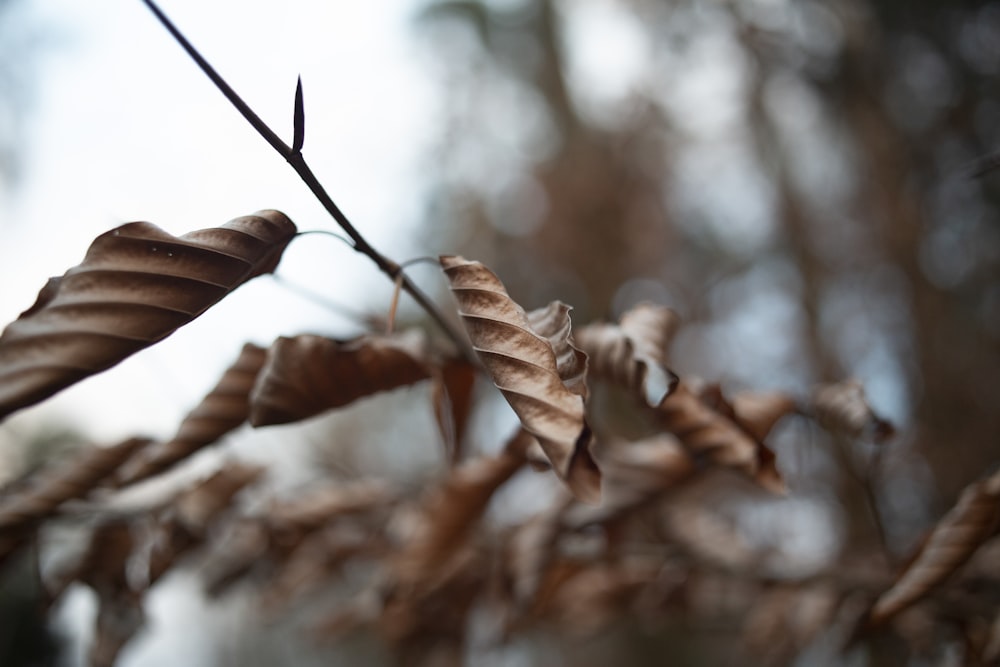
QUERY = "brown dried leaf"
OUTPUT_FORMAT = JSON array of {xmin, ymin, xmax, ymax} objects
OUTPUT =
[
  {"xmin": 249, "ymin": 330, "xmax": 431, "ymax": 427},
  {"xmin": 0, "ymin": 437, "xmax": 149, "ymax": 532},
  {"xmin": 201, "ymin": 518, "xmax": 271, "ymax": 598},
  {"xmin": 393, "ymin": 430, "xmax": 529, "ymax": 587},
  {"xmin": 267, "ymin": 479, "xmax": 396, "ymax": 533},
  {"xmin": 431, "ymin": 358, "xmax": 478, "ymax": 465},
  {"xmin": 114, "ymin": 343, "xmax": 267, "ymax": 486},
  {"xmin": 261, "ymin": 524, "xmax": 388, "ymax": 612},
  {"xmin": 869, "ymin": 468, "xmax": 1000, "ymax": 625},
  {"xmin": 564, "ymin": 434, "xmax": 695, "ymax": 528},
  {"xmin": 145, "ymin": 464, "xmax": 265, "ymax": 587},
  {"xmin": 535, "ymin": 559, "xmax": 662, "ymax": 635},
  {"xmin": 0, "ymin": 210, "xmax": 297, "ymax": 422},
  {"xmin": 172, "ymin": 463, "xmax": 265, "ymax": 537},
  {"xmin": 527, "ymin": 301, "xmax": 589, "ymax": 401},
  {"xmin": 440, "ymin": 256, "xmax": 599, "ymax": 503},
  {"xmin": 575, "ymin": 302, "xmax": 679, "ymax": 406},
  {"xmin": 731, "ymin": 390, "xmax": 798, "ymax": 442},
  {"xmin": 72, "ymin": 521, "xmax": 145, "ymax": 667},
  {"xmin": 656, "ymin": 380, "xmax": 783, "ymax": 491},
  {"xmin": 811, "ymin": 379, "xmax": 895, "ymax": 443},
  {"xmin": 740, "ymin": 584, "xmax": 841, "ymax": 666}
]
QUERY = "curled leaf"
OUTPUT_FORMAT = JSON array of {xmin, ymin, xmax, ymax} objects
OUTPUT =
[
  {"xmin": 440, "ymin": 256, "xmax": 599, "ymax": 503},
  {"xmin": 394, "ymin": 429, "xmax": 529, "ymax": 586},
  {"xmin": 869, "ymin": 468, "xmax": 1000, "ymax": 626},
  {"xmin": 431, "ymin": 358, "xmax": 478, "ymax": 465},
  {"xmin": 249, "ymin": 330, "xmax": 431, "ymax": 427},
  {"xmin": 0, "ymin": 210, "xmax": 297, "ymax": 421},
  {"xmin": 656, "ymin": 380, "xmax": 780, "ymax": 489},
  {"xmin": 172, "ymin": 463, "xmax": 265, "ymax": 537},
  {"xmin": 811, "ymin": 379, "xmax": 895, "ymax": 443},
  {"xmin": 0, "ymin": 437, "xmax": 149, "ymax": 532},
  {"xmin": 575, "ymin": 302, "xmax": 679, "ymax": 407},
  {"xmin": 114, "ymin": 343, "xmax": 268, "ymax": 486}
]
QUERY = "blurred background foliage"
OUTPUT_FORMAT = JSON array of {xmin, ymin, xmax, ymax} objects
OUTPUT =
[
  {"xmin": 2, "ymin": 0, "xmax": 1000, "ymax": 664},
  {"xmin": 414, "ymin": 0, "xmax": 1000, "ymax": 552}
]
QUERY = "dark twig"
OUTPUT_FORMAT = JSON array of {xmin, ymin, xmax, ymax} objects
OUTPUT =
[{"xmin": 139, "ymin": 0, "xmax": 473, "ymax": 361}]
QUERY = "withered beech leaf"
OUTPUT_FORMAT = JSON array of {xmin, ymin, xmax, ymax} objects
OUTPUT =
[
  {"xmin": 527, "ymin": 301, "xmax": 589, "ymax": 401},
  {"xmin": 656, "ymin": 380, "xmax": 784, "ymax": 493},
  {"xmin": 249, "ymin": 330, "xmax": 432, "ymax": 427},
  {"xmin": 172, "ymin": 463, "xmax": 266, "ymax": 538},
  {"xmin": 440, "ymin": 256, "xmax": 600, "ymax": 503},
  {"xmin": 113, "ymin": 343, "xmax": 268, "ymax": 486},
  {"xmin": 0, "ymin": 437, "xmax": 149, "ymax": 532},
  {"xmin": 0, "ymin": 210, "xmax": 297, "ymax": 422},
  {"xmin": 431, "ymin": 358, "xmax": 478, "ymax": 465},
  {"xmin": 394, "ymin": 429, "xmax": 530, "ymax": 585},
  {"xmin": 731, "ymin": 390, "xmax": 798, "ymax": 442},
  {"xmin": 575, "ymin": 302, "xmax": 679, "ymax": 407},
  {"xmin": 869, "ymin": 468, "xmax": 1000, "ymax": 626},
  {"xmin": 811, "ymin": 379, "xmax": 895, "ymax": 443}
]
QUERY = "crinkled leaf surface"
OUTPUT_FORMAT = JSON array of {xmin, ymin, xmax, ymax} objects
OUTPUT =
[
  {"xmin": 440, "ymin": 255, "xmax": 600, "ymax": 503},
  {"xmin": 0, "ymin": 210, "xmax": 297, "ymax": 421},
  {"xmin": 249, "ymin": 330, "xmax": 432, "ymax": 427},
  {"xmin": 575, "ymin": 302, "xmax": 678, "ymax": 407}
]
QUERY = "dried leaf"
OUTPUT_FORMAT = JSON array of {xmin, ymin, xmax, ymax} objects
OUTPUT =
[
  {"xmin": 0, "ymin": 210, "xmax": 297, "ymax": 421},
  {"xmin": 201, "ymin": 518, "xmax": 270, "ymax": 597},
  {"xmin": 564, "ymin": 435, "xmax": 695, "ymax": 528},
  {"xmin": 249, "ymin": 330, "xmax": 431, "ymax": 427},
  {"xmin": 741, "ymin": 584, "xmax": 841, "ymax": 665},
  {"xmin": 535, "ymin": 559, "xmax": 662, "ymax": 635},
  {"xmin": 575, "ymin": 302, "xmax": 679, "ymax": 406},
  {"xmin": 431, "ymin": 358, "xmax": 478, "ymax": 465},
  {"xmin": 72, "ymin": 521, "xmax": 145, "ymax": 667},
  {"xmin": 656, "ymin": 380, "xmax": 782, "ymax": 491},
  {"xmin": 262, "ymin": 524, "xmax": 387, "ymax": 612},
  {"xmin": 440, "ymin": 256, "xmax": 599, "ymax": 503},
  {"xmin": 393, "ymin": 431, "xmax": 528, "ymax": 586},
  {"xmin": 114, "ymin": 343, "xmax": 267, "ymax": 486},
  {"xmin": 267, "ymin": 479, "xmax": 397, "ymax": 532},
  {"xmin": 172, "ymin": 463, "xmax": 265, "ymax": 537},
  {"xmin": 527, "ymin": 301, "xmax": 589, "ymax": 401},
  {"xmin": 869, "ymin": 468, "xmax": 1000, "ymax": 625},
  {"xmin": 0, "ymin": 437, "xmax": 149, "ymax": 532},
  {"xmin": 811, "ymin": 379, "xmax": 895, "ymax": 443},
  {"xmin": 731, "ymin": 390, "xmax": 798, "ymax": 442},
  {"xmin": 507, "ymin": 493, "xmax": 574, "ymax": 608}
]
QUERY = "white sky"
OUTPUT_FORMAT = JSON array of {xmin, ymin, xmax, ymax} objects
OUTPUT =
[{"xmin": 1, "ymin": 0, "xmax": 439, "ymax": 441}]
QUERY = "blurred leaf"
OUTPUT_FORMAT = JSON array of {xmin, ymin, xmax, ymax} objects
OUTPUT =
[
  {"xmin": 431, "ymin": 358, "xmax": 478, "ymax": 465},
  {"xmin": 575, "ymin": 302, "xmax": 679, "ymax": 407},
  {"xmin": 656, "ymin": 380, "xmax": 784, "ymax": 492},
  {"xmin": 114, "ymin": 343, "xmax": 267, "ymax": 486},
  {"xmin": 869, "ymin": 468, "xmax": 1000, "ymax": 626},
  {"xmin": 249, "ymin": 330, "xmax": 432, "ymax": 427},
  {"xmin": 811, "ymin": 380, "xmax": 895, "ymax": 443},
  {"xmin": 0, "ymin": 437, "xmax": 149, "ymax": 537}
]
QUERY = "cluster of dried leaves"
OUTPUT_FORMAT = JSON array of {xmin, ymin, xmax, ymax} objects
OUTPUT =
[{"xmin": 0, "ymin": 214, "xmax": 998, "ymax": 665}]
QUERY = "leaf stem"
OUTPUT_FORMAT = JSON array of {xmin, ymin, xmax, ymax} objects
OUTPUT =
[{"xmin": 140, "ymin": 0, "xmax": 473, "ymax": 362}]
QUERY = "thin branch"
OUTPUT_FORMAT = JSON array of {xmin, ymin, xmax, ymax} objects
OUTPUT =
[{"xmin": 139, "ymin": 0, "xmax": 474, "ymax": 362}]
